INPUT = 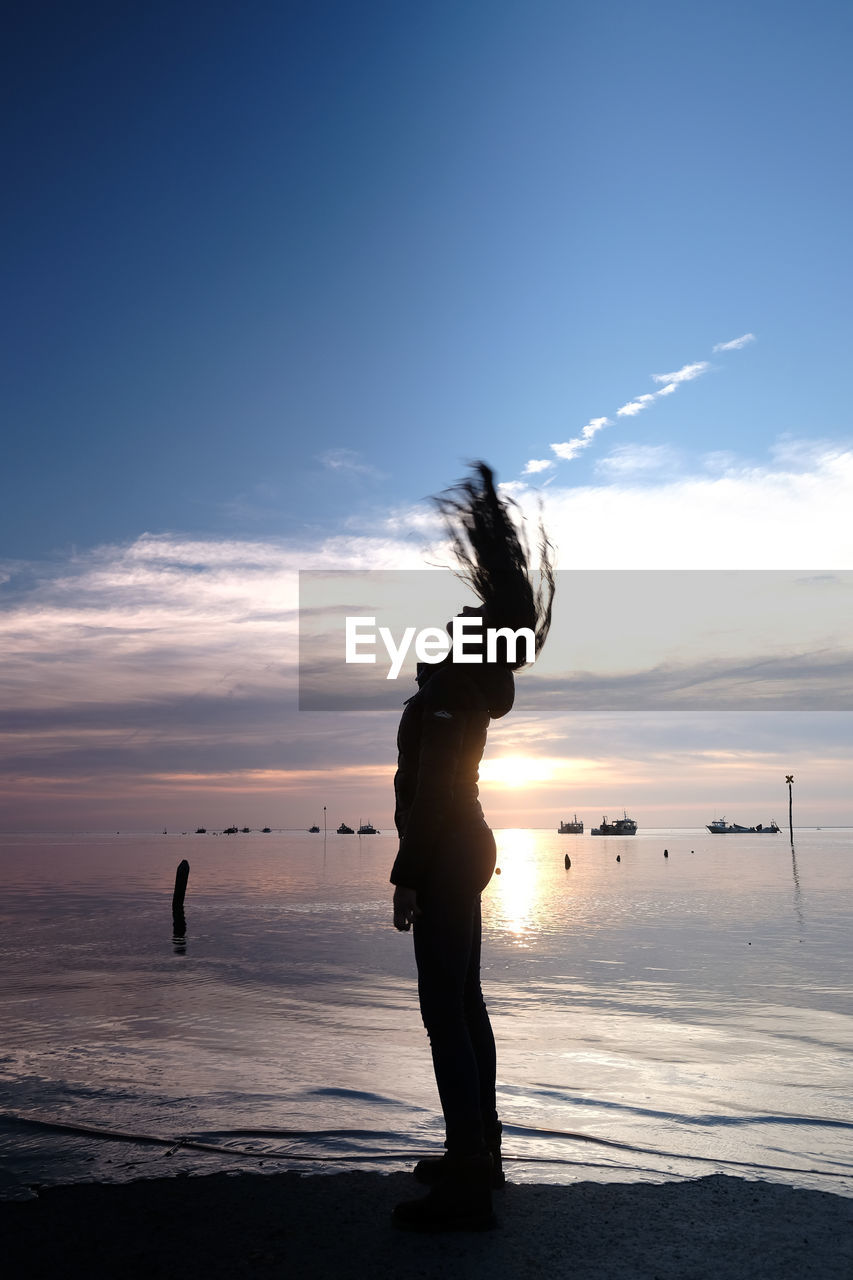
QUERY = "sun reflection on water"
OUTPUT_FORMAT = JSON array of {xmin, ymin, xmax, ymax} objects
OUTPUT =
[{"xmin": 488, "ymin": 828, "xmax": 542, "ymax": 945}]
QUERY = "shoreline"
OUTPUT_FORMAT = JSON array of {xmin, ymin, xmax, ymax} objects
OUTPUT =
[{"xmin": 3, "ymin": 1169, "xmax": 852, "ymax": 1279}]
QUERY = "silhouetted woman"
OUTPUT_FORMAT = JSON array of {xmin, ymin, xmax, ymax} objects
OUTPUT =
[{"xmin": 391, "ymin": 462, "xmax": 554, "ymax": 1231}]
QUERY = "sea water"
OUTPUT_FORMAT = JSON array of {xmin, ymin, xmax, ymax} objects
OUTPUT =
[{"xmin": 0, "ymin": 827, "xmax": 851, "ymax": 1198}]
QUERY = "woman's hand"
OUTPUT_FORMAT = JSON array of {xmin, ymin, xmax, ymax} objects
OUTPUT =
[{"xmin": 393, "ymin": 885, "xmax": 421, "ymax": 931}]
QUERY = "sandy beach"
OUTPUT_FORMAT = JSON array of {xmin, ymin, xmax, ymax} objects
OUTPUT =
[{"xmin": 4, "ymin": 1170, "xmax": 852, "ymax": 1280}]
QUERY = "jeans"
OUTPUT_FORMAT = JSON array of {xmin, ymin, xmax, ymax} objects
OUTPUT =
[{"xmin": 413, "ymin": 845, "xmax": 498, "ymax": 1156}]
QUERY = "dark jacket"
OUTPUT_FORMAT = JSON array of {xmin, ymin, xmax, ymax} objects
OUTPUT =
[{"xmin": 389, "ymin": 657, "xmax": 514, "ymax": 894}]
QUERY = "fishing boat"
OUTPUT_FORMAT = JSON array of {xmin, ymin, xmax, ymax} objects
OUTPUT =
[
  {"xmin": 558, "ymin": 815, "xmax": 583, "ymax": 834},
  {"xmin": 337, "ymin": 822, "xmax": 354, "ymax": 834},
  {"xmin": 591, "ymin": 812, "xmax": 637, "ymax": 836},
  {"xmin": 707, "ymin": 818, "xmax": 780, "ymax": 834},
  {"xmin": 223, "ymin": 826, "xmax": 238, "ymax": 834},
  {"xmin": 195, "ymin": 827, "xmax": 206, "ymax": 834},
  {"xmin": 357, "ymin": 820, "xmax": 380, "ymax": 834},
  {"xmin": 308, "ymin": 825, "xmax": 320, "ymax": 833},
  {"xmin": 262, "ymin": 826, "xmax": 271, "ymax": 833}
]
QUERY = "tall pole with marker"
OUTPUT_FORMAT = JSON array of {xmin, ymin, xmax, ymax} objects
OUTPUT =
[{"xmin": 786, "ymin": 774, "xmax": 794, "ymax": 843}]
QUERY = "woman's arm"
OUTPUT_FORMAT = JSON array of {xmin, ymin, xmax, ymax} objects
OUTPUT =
[{"xmin": 389, "ymin": 686, "xmax": 470, "ymax": 892}]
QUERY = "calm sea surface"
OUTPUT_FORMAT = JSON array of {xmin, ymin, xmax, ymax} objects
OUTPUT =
[{"xmin": 1, "ymin": 827, "xmax": 851, "ymax": 1199}]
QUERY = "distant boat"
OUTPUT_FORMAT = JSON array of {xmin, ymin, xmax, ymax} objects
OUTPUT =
[
  {"xmin": 558, "ymin": 814, "xmax": 583, "ymax": 834},
  {"xmin": 357, "ymin": 820, "xmax": 379, "ymax": 834},
  {"xmin": 241, "ymin": 826, "xmax": 251, "ymax": 833},
  {"xmin": 308, "ymin": 825, "xmax": 320, "ymax": 833},
  {"xmin": 337, "ymin": 822, "xmax": 354, "ymax": 834},
  {"xmin": 707, "ymin": 818, "xmax": 780, "ymax": 834},
  {"xmin": 262, "ymin": 826, "xmax": 271, "ymax": 833},
  {"xmin": 591, "ymin": 812, "xmax": 637, "ymax": 836},
  {"xmin": 223, "ymin": 826, "xmax": 238, "ymax": 834},
  {"xmin": 195, "ymin": 827, "xmax": 206, "ymax": 834}
]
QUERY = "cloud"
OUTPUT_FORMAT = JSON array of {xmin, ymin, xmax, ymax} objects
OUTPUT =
[
  {"xmin": 767, "ymin": 434, "xmax": 839, "ymax": 468},
  {"xmin": 3, "ymin": 438, "xmax": 851, "ymax": 828},
  {"xmin": 549, "ymin": 441, "xmax": 584, "ymax": 462},
  {"xmin": 512, "ymin": 649, "xmax": 853, "ymax": 713},
  {"xmin": 595, "ymin": 444, "xmax": 680, "ymax": 477},
  {"xmin": 523, "ymin": 333, "xmax": 758, "ymax": 482},
  {"xmin": 522, "ymin": 458, "xmax": 555, "ymax": 475},
  {"xmin": 535, "ymin": 439, "xmax": 853, "ymax": 570},
  {"xmin": 538, "ymin": 351, "xmax": 718, "ymax": 476},
  {"xmin": 319, "ymin": 448, "xmax": 382, "ymax": 478},
  {"xmin": 549, "ymin": 417, "xmax": 612, "ymax": 462},
  {"xmin": 616, "ymin": 393, "xmax": 657, "ymax": 417},
  {"xmin": 713, "ymin": 333, "xmax": 756, "ymax": 352},
  {"xmin": 375, "ymin": 503, "xmax": 443, "ymax": 538},
  {"xmin": 497, "ymin": 479, "xmax": 534, "ymax": 499},
  {"xmin": 0, "ymin": 529, "xmax": 417, "ymax": 826},
  {"xmin": 651, "ymin": 360, "xmax": 710, "ymax": 386},
  {"xmin": 701, "ymin": 450, "xmax": 738, "ymax": 473},
  {"xmin": 353, "ymin": 436, "xmax": 853, "ymax": 574}
]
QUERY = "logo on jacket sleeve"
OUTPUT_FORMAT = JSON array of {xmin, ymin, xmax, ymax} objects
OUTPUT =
[{"xmin": 433, "ymin": 709, "xmax": 453, "ymax": 719}]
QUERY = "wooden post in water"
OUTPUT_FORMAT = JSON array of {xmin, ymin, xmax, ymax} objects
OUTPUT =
[
  {"xmin": 172, "ymin": 859, "xmax": 190, "ymax": 938},
  {"xmin": 786, "ymin": 774, "xmax": 795, "ymax": 843},
  {"xmin": 323, "ymin": 805, "xmax": 327, "ymax": 836}
]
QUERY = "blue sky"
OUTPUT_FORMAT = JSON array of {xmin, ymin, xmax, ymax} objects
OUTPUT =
[
  {"xmin": 5, "ymin": 0, "xmax": 852, "ymax": 553},
  {"xmin": 2, "ymin": 0, "xmax": 852, "ymax": 827}
]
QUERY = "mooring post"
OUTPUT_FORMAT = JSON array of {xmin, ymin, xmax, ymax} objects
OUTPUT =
[
  {"xmin": 172, "ymin": 859, "xmax": 190, "ymax": 938},
  {"xmin": 786, "ymin": 774, "xmax": 794, "ymax": 843}
]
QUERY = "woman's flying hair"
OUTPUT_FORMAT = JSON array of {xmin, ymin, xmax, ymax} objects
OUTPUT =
[{"xmin": 433, "ymin": 461, "xmax": 555, "ymax": 669}]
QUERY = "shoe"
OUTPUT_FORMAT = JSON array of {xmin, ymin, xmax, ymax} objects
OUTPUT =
[
  {"xmin": 393, "ymin": 1152, "xmax": 496, "ymax": 1232},
  {"xmin": 414, "ymin": 1122, "xmax": 505, "ymax": 1188}
]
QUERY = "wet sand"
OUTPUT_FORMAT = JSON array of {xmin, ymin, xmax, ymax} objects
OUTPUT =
[{"xmin": 3, "ymin": 1170, "xmax": 852, "ymax": 1279}]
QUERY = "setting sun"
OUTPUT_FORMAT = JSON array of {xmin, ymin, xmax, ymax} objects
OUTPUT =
[{"xmin": 479, "ymin": 755, "xmax": 555, "ymax": 789}]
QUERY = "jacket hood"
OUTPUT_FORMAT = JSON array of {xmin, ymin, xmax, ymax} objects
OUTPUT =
[
  {"xmin": 416, "ymin": 656, "xmax": 515, "ymax": 719},
  {"xmin": 471, "ymin": 661, "xmax": 515, "ymax": 719}
]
